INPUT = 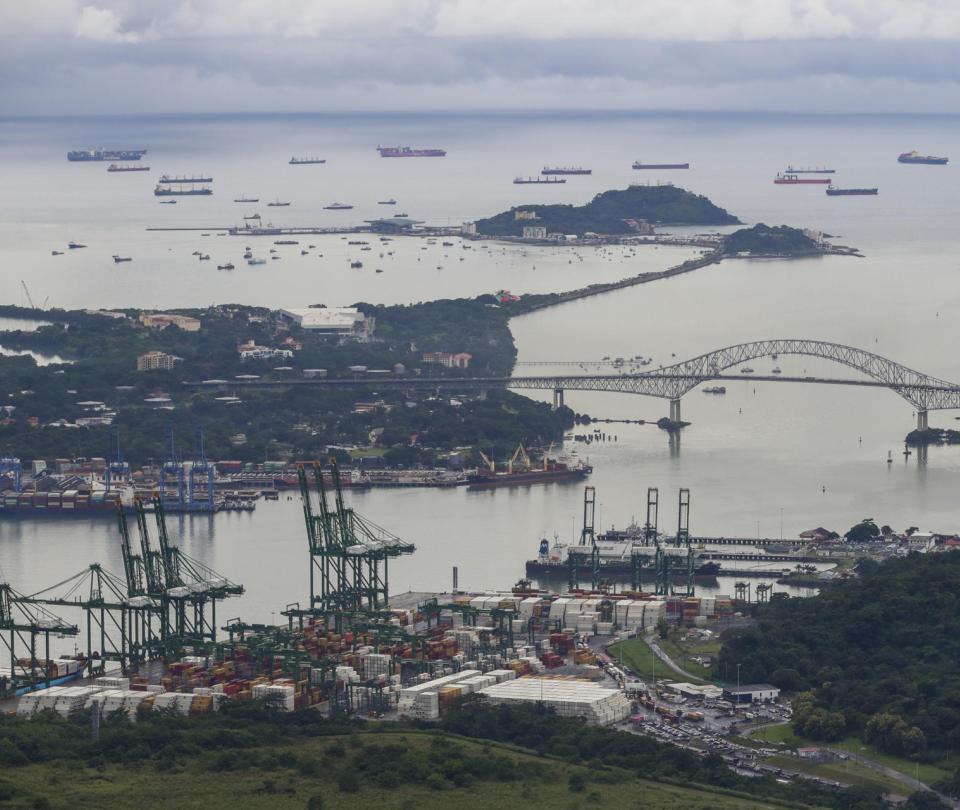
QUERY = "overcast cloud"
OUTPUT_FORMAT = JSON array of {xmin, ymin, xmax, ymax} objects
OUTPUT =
[{"xmin": 2, "ymin": 0, "xmax": 960, "ymax": 114}]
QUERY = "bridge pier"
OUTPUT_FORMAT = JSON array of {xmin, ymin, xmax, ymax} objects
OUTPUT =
[
  {"xmin": 669, "ymin": 398, "xmax": 681, "ymax": 423},
  {"xmin": 917, "ymin": 409, "xmax": 928, "ymax": 431},
  {"xmin": 552, "ymin": 388, "xmax": 564, "ymax": 411}
]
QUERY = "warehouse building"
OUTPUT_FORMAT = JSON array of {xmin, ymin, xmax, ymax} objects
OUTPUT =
[
  {"xmin": 479, "ymin": 678, "xmax": 631, "ymax": 725},
  {"xmin": 722, "ymin": 684, "xmax": 781, "ymax": 704},
  {"xmin": 279, "ymin": 307, "xmax": 373, "ymax": 342}
]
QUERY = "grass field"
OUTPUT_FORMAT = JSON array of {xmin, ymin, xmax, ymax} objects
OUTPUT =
[
  {"xmin": 751, "ymin": 724, "xmax": 953, "ymax": 788},
  {"xmin": 0, "ymin": 730, "xmax": 810, "ymax": 810},
  {"xmin": 657, "ymin": 629, "xmax": 720, "ymax": 680},
  {"xmin": 607, "ymin": 636, "xmax": 680, "ymax": 681}
]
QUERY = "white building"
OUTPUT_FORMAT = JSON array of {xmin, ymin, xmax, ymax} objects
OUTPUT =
[
  {"xmin": 479, "ymin": 678, "xmax": 631, "ymax": 725},
  {"xmin": 522, "ymin": 225, "xmax": 547, "ymax": 240},
  {"xmin": 280, "ymin": 307, "xmax": 373, "ymax": 341},
  {"xmin": 722, "ymin": 684, "xmax": 781, "ymax": 704}
]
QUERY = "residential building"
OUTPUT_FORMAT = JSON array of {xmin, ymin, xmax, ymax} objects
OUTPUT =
[
  {"xmin": 139, "ymin": 313, "xmax": 201, "ymax": 331},
  {"xmin": 422, "ymin": 351, "xmax": 472, "ymax": 369},
  {"xmin": 137, "ymin": 351, "xmax": 182, "ymax": 371},
  {"xmin": 522, "ymin": 225, "xmax": 547, "ymax": 240},
  {"xmin": 238, "ymin": 340, "xmax": 294, "ymax": 361}
]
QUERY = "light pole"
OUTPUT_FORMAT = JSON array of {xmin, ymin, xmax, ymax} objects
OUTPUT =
[{"xmin": 736, "ymin": 663, "xmax": 742, "ymax": 714}]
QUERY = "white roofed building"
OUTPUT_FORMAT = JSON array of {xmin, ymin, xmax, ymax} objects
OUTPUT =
[{"xmin": 280, "ymin": 307, "xmax": 373, "ymax": 342}]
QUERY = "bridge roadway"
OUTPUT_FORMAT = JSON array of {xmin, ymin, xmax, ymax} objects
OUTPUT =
[{"xmin": 183, "ymin": 340, "xmax": 960, "ymax": 429}]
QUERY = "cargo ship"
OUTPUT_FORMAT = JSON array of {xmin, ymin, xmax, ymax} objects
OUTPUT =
[
  {"xmin": 542, "ymin": 167, "xmax": 592, "ymax": 175},
  {"xmin": 289, "ymin": 157, "xmax": 326, "ymax": 164},
  {"xmin": 826, "ymin": 186, "xmax": 878, "ymax": 196},
  {"xmin": 785, "ymin": 166, "xmax": 835, "ymax": 174},
  {"xmin": 234, "ymin": 195, "xmax": 259, "ymax": 202},
  {"xmin": 0, "ymin": 488, "xmax": 137, "ymax": 517},
  {"xmin": 633, "ymin": 161, "xmax": 689, "ymax": 169},
  {"xmin": 513, "ymin": 176, "xmax": 567, "ymax": 184},
  {"xmin": 774, "ymin": 173, "xmax": 831, "ymax": 185},
  {"xmin": 67, "ymin": 149, "xmax": 146, "ymax": 162},
  {"xmin": 525, "ymin": 535, "xmax": 722, "ymax": 581},
  {"xmin": 154, "ymin": 185, "xmax": 212, "ymax": 196},
  {"xmin": 324, "ymin": 202, "xmax": 353, "ymax": 210},
  {"xmin": 377, "ymin": 145, "xmax": 446, "ymax": 157},
  {"xmin": 467, "ymin": 447, "xmax": 591, "ymax": 490},
  {"xmin": 898, "ymin": 151, "xmax": 948, "ymax": 165},
  {"xmin": 158, "ymin": 174, "xmax": 214, "ymax": 184},
  {"xmin": 108, "ymin": 163, "xmax": 150, "ymax": 172},
  {"xmin": 9, "ymin": 656, "xmax": 88, "ymax": 695}
]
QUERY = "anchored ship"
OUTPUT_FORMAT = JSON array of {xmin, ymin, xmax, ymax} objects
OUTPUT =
[
  {"xmin": 633, "ymin": 161, "xmax": 689, "ymax": 169},
  {"xmin": 377, "ymin": 145, "xmax": 446, "ymax": 157},
  {"xmin": 514, "ymin": 176, "xmax": 566, "ymax": 184},
  {"xmin": 158, "ymin": 174, "xmax": 213, "ymax": 184},
  {"xmin": 542, "ymin": 166, "xmax": 592, "ymax": 175},
  {"xmin": 785, "ymin": 166, "xmax": 835, "ymax": 174},
  {"xmin": 154, "ymin": 185, "xmax": 212, "ymax": 196},
  {"xmin": 774, "ymin": 173, "xmax": 831, "ymax": 185},
  {"xmin": 67, "ymin": 149, "xmax": 146, "ymax": 162},
  {"xmin": 289, "ymin": 157, "xmax": 326, "ymax": 164},
  {"xmin": 898, "ymin": 151, "xmax": 948, "ymax": 165},
  {"xmin": 324, "ymin": 202, "xmax": 353, "ymax": 210},
  {"xmin": 108, "ymin": 163, "xmax": 150, "ymax": 172},
  {"xmin": 234, "ymin": 195, "xmax": 259, "ymax": 202},
  {"xmin": 826, "ymin": 186, "xmax": 878, "ymax": 196}
]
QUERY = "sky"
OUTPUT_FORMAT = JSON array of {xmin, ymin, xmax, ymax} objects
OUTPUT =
[{"xmin": 2, "ymin": 0, "xmax": 960, "ymax": 115}]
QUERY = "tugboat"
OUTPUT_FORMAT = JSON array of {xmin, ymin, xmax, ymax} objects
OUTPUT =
[
  {"xmin": 112, "ymin": 255, "xmax": 132, "ymax": 263},
  {"xmin": 217, "ymin": 262, "xmax": 235, "ymax": 270}
]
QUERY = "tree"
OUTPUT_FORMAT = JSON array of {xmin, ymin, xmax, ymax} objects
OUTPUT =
[
  {"xmin": 656, "ymin": 617, "xmax": 670, "ymax": 640},
  {"xmin": 845, "ymin": 520, "xmax": 881, "ymax": 543}
]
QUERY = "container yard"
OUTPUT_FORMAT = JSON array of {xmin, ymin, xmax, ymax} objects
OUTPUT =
[{"xmin": 1, "ymin": 462, "xmax": 765, "ymax": 735}]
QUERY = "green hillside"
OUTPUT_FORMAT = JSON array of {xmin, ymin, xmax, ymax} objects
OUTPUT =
[{"xmin": 474, "ymin": 185, "xmax": 740, "ymax": 237}]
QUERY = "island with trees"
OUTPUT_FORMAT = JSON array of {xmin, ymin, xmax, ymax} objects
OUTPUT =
[{"xmin": 474, "ymin": 184, "xmax": 740, "ymax": 237}]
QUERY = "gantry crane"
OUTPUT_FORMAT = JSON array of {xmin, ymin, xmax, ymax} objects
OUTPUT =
[{"xmin": 568, "ymin": 486, "xmax": 599, "ymax": 590}]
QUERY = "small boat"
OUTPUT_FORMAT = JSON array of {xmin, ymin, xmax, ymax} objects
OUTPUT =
[
  {"xmin": 243, "ymin": 214, "xmax": 261, "ymax": 221},
  {"xmin": 289, "ymin": 157, "xmax": 326, "ymax": 165},
  {"xmin": 887, "ymin": 451, "xmax": 893, "ymax": 464},
  {"xmin": 51, "ymin": 250, "xmax": 63, "ymax": 256},
  {"xmin": 243, "ymin": 251, "xmax": 253, "ymax": 259},
  {"xmin": 378, "ymin": 198, "xmax": 397, "ymax": 205},
  {"xmin": 740, "ymin": 367, "xmax": 754, "ymax": 373},
  {"xmin": 159, "ymin": 200, "xmax": 177, "ymax": 204},
  {"xmin": 300, "ymin": 250, "xmax": 308, "ymax": 255},
  {"xmin": 394, "ymin": 212, "xmax": 408, "ymax": 218},
  {"xmin": 702, "ymin": 386, "xmax": 726, "ymax": 394},
  {"xmin": 350, "ymin": 261, "xmax": 363, "ymax": 268},
  {"xmin": 248, "ymin": 258, "xmax": 266, "ymax": 265},
  {"xmin": 198, "ymin": 254, "xmax": 210, "ymax": 261},
  {"xmin": 112, "ymin": 255, "xmax": 132, "ymax": 263},
  {"xmin": 771, "ymin": 367, "xmax": 782, "ymax": 374},
  {"xmin": 68, "ymin": 242, "xmax": 86, "ymax": 249},
  {"xmin": 217, "ymin": 263, "xmax": 235, "ymax": 270},
  {"xmin": 324, "ymin": 202, "xmax": 353, "ymax": 210},
  {"xmin": 234, "ymin": 195, "xmax": 259, "ymax": 202},
  {"xmin": 268, "ymin": 199, "xmax": 291, "ymax": 207},
  {"xmin": 271, "ymin": 255, "xmax": 281, "ymax": 260},
  {"xmin": 375, "ymin": 269, "xmax": 384, "ymax": 273},
  {"xmin": 274, "ymin": 240, "xmax": 298, "ymax": 245}
]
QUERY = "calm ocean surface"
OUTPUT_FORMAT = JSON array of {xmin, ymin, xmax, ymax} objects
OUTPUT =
[{"xmin": 1, "ymin": 111, "xmax": 958, "ymax": 621}]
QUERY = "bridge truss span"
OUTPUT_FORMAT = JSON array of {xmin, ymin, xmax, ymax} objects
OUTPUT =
[{"xmin": 508, "ymin": 339, "xmax": 960, "ymax": 419}]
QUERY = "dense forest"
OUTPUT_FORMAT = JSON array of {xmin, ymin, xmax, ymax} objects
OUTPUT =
[
  {"xmin": 715, "ymin": 553, "xmax": 960, "ymax": 757},
  {"xmin": 474, "ymin": 185, "xmax": 740, "ymax": 237},
  {"xmin": 722, "ymin": 224, "xmax": 822, "ymax": 256},
  {"xmin": 0, "ymin": 300, "xmax": 573, "ymax": 466}
]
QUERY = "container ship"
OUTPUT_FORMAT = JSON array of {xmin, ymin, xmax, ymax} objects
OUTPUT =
[
  {"xmin": 542, "ymin": 167, "xmax": 592, "ymax": 175},
  {"xmin": 0, "ymin": 488, "xmax": 137, "ymax": 517},
  {"xmin": 513, "ymin": 176, "xmax": 566, "ymax": 184},
  {"xmin": 898, "ymin": 151, "xmax": 948, "ymax": 165},
  {"xmin": 525, "ymin": 534, "xmax": 722, "ymax": 581},
  {"xmin": 633, "ymin": 161, "xmax": 689, "ymax": 169},
  {"xmin": 289, "ymin": 157, "xmax": 326, "ymax": 164},
  {"xmin": 158, "ymin": 174, "xmax": 214, "ymax": 184},
  {"xmin": 7, "ymin": 656, "xmax": 88, "ymax": 696},
  {"xmin": 785, "ymin": 166, "xmax": 835, "ymax": 174},
  {"xmin": 774, "ymin": 173, "xmax": 831, "ymax": 185},
  {"xmin": 826, "ymin": 186, "xmax": 878, "ymax": 196},
  {"xmin": 154, "ymin": 185, "xmax": 213, "ymax": 196},
  {"xmin": 377, "ymin": 145, "xmax": 446, "ymax": 157},
  {"xmin": 108, "ymin": 163, "xmax": 150, "ymax": 172},
  {"xmin": 67, "ymin": 149, "xmax": 147, "ymax": 162}
]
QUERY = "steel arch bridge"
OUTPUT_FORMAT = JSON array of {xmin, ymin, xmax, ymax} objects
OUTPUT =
[{"xmin": 507, "ymin": 339, "xmax": 960, "ymax": 427}]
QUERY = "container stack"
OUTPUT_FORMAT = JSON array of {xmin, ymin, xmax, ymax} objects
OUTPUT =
[{"xmin": 17, "ymin": 685, "xmax": 104, "ymax": 717}]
